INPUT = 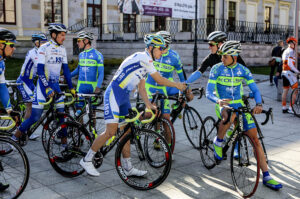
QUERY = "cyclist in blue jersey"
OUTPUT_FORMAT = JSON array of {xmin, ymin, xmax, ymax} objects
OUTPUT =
[
  {"xmin": 145, "ymin": 31, "xmax": 186, "ymax": 147},
  {"xmin": 0, "ymin": 28, "xmax": 17, "ymax": 192},
  {"xmin": 206, "ymin": 41, "xmax": 282, "ymax": 190},
  {"xmin": 13, "ymin": 23, "xmax": 76, "ymax": 144},
  {"xmin": 16, "ymin": 33, "xmax": 48, "ymax": 133},
  {"xmin": 71, "ymin": 31, "xmax": 104, "ymax": 114},
  {"xmin": 80, "ymin": 34, "xmax": 186, "ymax": 177}
]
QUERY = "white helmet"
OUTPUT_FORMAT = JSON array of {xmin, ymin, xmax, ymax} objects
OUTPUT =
[
  {"xmin": 207, "ymin": 31, "xmax": 227, "ymax": 43},
  {"xmin": 156, "ymin": 31, "xmax": 172, "ymax": 44},
  {"xmin": 218, "ymin": 40, "xmax": 241, "ymax": 56},
  {"xmin": 48, "ymin": 23, "xmax": 67, "ymax": 33},
  {"xmin": 77, "ymin": 31, "xmax": 94, "ymax": 41}
]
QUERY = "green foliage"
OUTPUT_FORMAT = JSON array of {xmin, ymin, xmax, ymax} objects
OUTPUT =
[
  {"xmin": 248, "ymin": 66, "xmax": 271, "ymax": 75},
  {"xmin": 4, "ymin": 58, "xmax": 24, "ymax": 80}
]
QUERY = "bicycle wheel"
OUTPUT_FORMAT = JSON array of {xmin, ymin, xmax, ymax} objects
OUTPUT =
[
  {"xmin": 256, "ymin": 124, "xmax": 268, "ymax": 164},
  {"xmin": 146, "ymin": 117, "xmax": 175, "ymax": 153},
  {"xmin": 291, "ymin": 88, "xmax": 300, "ymax": 117},
  {"xmin": 47, "ymin": 121, "xmax": 92, "ymax": 177},
  {"xmin": 199, "ymin": 116, "xmax": 217, "ymax": 169},
  {"xmin": 115, "ymin": 128, "xmax": 172, "ymax": 190},
  {"xmin": 231, "ymin": 133, "xmax": 260, "ymax": 198},
  {"xmin": 0, "ymin": 137, "xmax": 30, "ymax": 199},
  {"xmin": 78, "ymin": 109, "xmax": 105, "ymax": 139},
  {"xmin": 183, "ymin": 106, "xmax": 203, "ymax": 149},
  {"xmin": 42, "ymin": 113, "xmax": 75, "ymax": 153}
]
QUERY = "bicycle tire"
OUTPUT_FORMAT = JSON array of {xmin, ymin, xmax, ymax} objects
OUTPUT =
[
  {"xmin": 183, "ymin": 106, "xmax": 203, "ymax": 149},
  {"xmin": 42, "ymin": 112, "xmax": 75, "ymax": 153},
  {"xmin": 0, "ymin": 137, "xmax": 30, "ymax": 199},
  {"xmin": 255, "ymin": 123, "xmax": 268, "ymax": 164},
  {"xmin": 146, "ymin": 117, "xmax": 175, "ymax": 153},
  {"xmin": 231, "ymin": 133, "xmax": 260, "ymax": 198},
  {"xmin": 47, "ymin": 121, "xmax": 92, "ymax": 177},
  {"xmin": 115, "ymin": 128, "xmax": 172, "ymax": 190},
  {"xmin": 199, "ymin": 116, "xmax": 217, "ymax": 169},
  {"xmin": 291, "ymin": 88, "xmax": 300, "ymax": 117}
]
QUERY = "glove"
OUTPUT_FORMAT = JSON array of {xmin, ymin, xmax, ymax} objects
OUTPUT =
[
  {"xmin": 46, "ymin": 87, "xmax": 54, "ymax": 97},
  {"xmin": 70, "ymin": 88, "xmax": 76, "ymax": 97}
]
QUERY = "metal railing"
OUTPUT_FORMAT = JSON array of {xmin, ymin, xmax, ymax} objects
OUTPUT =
[{"xmin": 69, "ymin": 18, "xmax": 295, "ymax": 44}]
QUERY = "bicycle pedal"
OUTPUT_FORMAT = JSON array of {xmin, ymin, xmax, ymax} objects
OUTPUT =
[
  {"xmin": 19, "ymin": 134, "xmax": 28, "ymax": 146},
  {"xmin": 214, "ymin": 157, "xmax": 222, "ymax": 165},
  {"xmin": 93, "ymin": 152, "xmax": 103, "ymax": 168},
  {"xmin": 223, "ymin": 154, "xmax": 227, "ymax": 160}
]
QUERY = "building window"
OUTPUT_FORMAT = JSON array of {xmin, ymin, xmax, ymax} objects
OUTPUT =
[
  {"xmin": 228, "ymin": 1, "xmax": 236, "ymax": 31},
  {"xmin": 265, "ymin": 6, "xmax": 271, "ymax": 33},
  {"xmin": 155, "ymin": 16, "xmax": 166, "ymax": 31},
  {"xmin": 123, "ymin": 14, "xmax": 136, "ymax": 33},
  {"xmin": 0, "ymin": 0, "xmax": 16, "ymax": 24},
  {"xmin": 207, "ymin": 0, "xmax": 215, "ymax": 35},
  {"xmin": 44, "ymin": 0, "xmax": 63, "ymax": 25},
  {"xmin": 87, "ymin": 0, "xmax": 101, "ymax": 27},
  {"xmin": 182, "ymin": 19, "xmax": 192, "ymax": 32}
]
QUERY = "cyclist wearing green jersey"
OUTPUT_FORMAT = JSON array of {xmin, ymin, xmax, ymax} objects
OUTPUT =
[
  {"xmin": 206, "ymin": 41, "xmax": 282, "ymax": 190},
  {"xmin": 145, "ymin": 31, "xmax": 186, "ymax": 148},
  {"xmin": 71, "ymin": 31, "xmax": 104, "ymax": 114}
]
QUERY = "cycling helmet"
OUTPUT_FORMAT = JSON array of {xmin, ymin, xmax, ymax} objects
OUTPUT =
[
  {"xmin": 218, "ymin": 40, "xmax": 241, "ymax": 56},
  {"xmin": 144, "ymin": 34, "xmax": 166, "ymax": 48},
  {"xmin": 286, "ymin": 36, "xmax": 297, "ymax": 44},
  {"xmin": 156, "ymin": 31, "xmax": 172, "ymax": 44},
  {"xmin": 0, "ymin": 28, "xmax": 16, "ymax": 43},
  {"xmin": 77, "ymin": 31, "xmax": 94, "ymax": 41},
  {"xmin": 207, "ymin": 31, "xmax": 227, "ymax": 43},
  {"xmin": 48, "ymin": 23, "xmax": 67, "ymax": 33},
  {"xmin": 32, "ymin": 33, "xmax": 48, "ymax": 42}
]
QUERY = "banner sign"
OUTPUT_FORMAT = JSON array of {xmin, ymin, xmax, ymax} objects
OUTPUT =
[{"xmin": 118, "ymin": 0, "xmax": 197, "ymax": 19}]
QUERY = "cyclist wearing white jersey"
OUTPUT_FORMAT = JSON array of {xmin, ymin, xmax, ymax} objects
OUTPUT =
[
  {"xmin": 80, "ymin": 34, "xmax": 186, "ymax": 177},
  {"xmin": 13, "ymin": 23, "xmax": 76, "ymax": 142},
  {"xmin": 17, "ymin": 33, "xmax": 48, "ymax": 126}
]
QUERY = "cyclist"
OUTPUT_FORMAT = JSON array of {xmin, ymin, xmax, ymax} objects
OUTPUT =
[
  {"xmin": 71, "ymin": 31, "xmax": 104, "ymax": 114},
  {"xmin": 186, "ymin": 31, "xmax": 246, "ymax": 84},
  {"xmin": 145, "ymin": 31, "xmax": 186, "ymax": 148},
  {"xmin": 0, "ymin": 28, "xmax": 17, "ymax": 192},
  {"xmin": 206, "ymin": 40, "xmax": 282, "ymax": 190},
  {"xmin": 281, "ymin": 36, "xmax": 300, "ymax": 114},
  {"xmin": 13, "ymin": 23, "xmax": 76, "ymax": 143},
  {"xmin": 16, "ymin": 33, "xmax": 48, "ymax": 139},
  {"xmin": 80, "ymin": 34, "xmax": 186, "ymax": 177}
]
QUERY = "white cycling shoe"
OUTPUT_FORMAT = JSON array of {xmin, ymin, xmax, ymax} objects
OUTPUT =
[
  {"xmin": 29, "ymin": 134, "xmax": 39, "ymax": 140},
  {"xmin": 80, "ymin": 158, "xmax": 100, "ymax": 177},
  {"xmin": 124, "ymin": 167, "xmax": 147, "ymax": 177}
]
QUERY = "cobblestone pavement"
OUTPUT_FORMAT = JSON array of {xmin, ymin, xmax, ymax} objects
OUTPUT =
[{"xmin": 19, "ymin": 71, "xmax": 300, "ymax": 199}]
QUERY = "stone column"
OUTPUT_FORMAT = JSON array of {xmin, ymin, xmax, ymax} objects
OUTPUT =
[
  {"xmin": 102, "ymin": 0, "xmax": 107, "ymax": 33},
  {"xmin": 40, "ymin": 0, "xmax": 45, "ymax": 33},
  {"xmin": 16, "ymin": 0, "xmax": 23, "ymax": 36},
  {"xmin": 63, "ymin": 0, "xmax": 69, "ymax": 27}
]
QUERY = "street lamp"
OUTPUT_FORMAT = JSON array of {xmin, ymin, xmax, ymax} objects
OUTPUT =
[{"xmin": 193, "ymin": 0, "xmax": 198, "ymax": 71}]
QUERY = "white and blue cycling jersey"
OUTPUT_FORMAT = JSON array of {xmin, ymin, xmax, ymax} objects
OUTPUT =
[
  {"xmin": 33, "ymin": 39, "xmax": 73, "ymax": 109},
  {"xmin": 0, "ymin": 56, "xmax": 12, "ymax": 111},
  {"xmin": 16, "ymin": 47, "xmax": 38, "ymax": 102},
  {"xmin": 104, "ymin": 50, "xmax": 157, "ymax": 123}
]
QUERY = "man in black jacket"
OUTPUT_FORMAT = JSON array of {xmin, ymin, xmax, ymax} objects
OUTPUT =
[
  {"xmin": 270, "ymin": 40, "xmax": 284, "ymax": 86},
  {"xmin": 187, "ymin": 31, "xmax": 246, "ymax": 83}
]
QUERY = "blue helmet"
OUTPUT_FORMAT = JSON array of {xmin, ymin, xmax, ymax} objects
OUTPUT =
[
  {"xmin": 32, "ymin": 33, "xmax": 48, "ymax": 42},
  {"xmin": 144, "ymin": 34, "xmax": 166, "ymax": 48}
]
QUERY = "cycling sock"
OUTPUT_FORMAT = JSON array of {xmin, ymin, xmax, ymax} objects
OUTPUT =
[
  {"xmin": 168, "ymin": 143, "xmax": 171, "ymax": 147},
  {"xmin": 121, "ymin": 158, "xmax": 132, "ymax": 171},
  {"xmin": 84, "ymin": 149, "xmax": 96, "ymax": 162},
  {"xmin": 214, "ymin": 137, "xmax": 224, "ymax": 147},
  {"xmin": 263, "ymin": 171, "xmax": 272, "ymax": 181}
]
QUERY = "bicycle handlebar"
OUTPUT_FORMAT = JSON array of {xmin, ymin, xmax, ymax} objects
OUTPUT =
[
  {"xmin": 6, "ymin": 82, "xmax": 22, "ymax": 86},
  {"xmin": 40, "ymin": 93, "xmax": 75, "ymax": 106},
  {"xmin": 0, "ymin": 116, "xmax": 16, "ymax": 131},
  {"xmin": 64, "ymin": 93, "xmax": 75, "ymax": 106},
  {"xmin": 124, "ymin": 108, "xmax": 155, "ymax": 124},
  {"xmin": 258, "ymin": 108, "xmax": 273, "ymax": 125},
  {"xmin": 125, "ymin": 108, "xmax": 141, "ymax": 123},
  {"xmin": 140, "ymin": 109, "xmax": 155, "ymax": 124}
]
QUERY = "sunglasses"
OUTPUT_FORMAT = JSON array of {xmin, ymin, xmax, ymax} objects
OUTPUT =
[
  {"xmin": 208, "ymin": 42, "xmax": 218, "ymax": 47},
  {"xmin": 154, "ymin": 46, "xmax": 166, "ymax": 51},
  {"xmin": 77, "ymin": 38, "xmax": 83, "ymax": 42}
]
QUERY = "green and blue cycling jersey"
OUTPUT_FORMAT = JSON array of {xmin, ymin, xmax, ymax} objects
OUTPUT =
[
  {"xmin": 206, "ymin": 62, "xmax": 262, "ymax": 130},
  {"xmin": 71, "ymin": 48, "xmax": 104, "ymax": 93},
  {"xmin": 145, "ymin": 48, "xmax": 185, "ymax": 113},
  {"xmin": 0, "ymin": 56, "xmax": 11, "ymax": 111}
]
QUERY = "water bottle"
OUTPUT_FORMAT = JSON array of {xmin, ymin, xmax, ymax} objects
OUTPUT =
[
  {"xmin": 75, "ymin": 110, "xmax": 81, "ymax": 117},
  {"xmin": 225, "ymin": 124, "xmax": 234, "ymax": 142}
]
